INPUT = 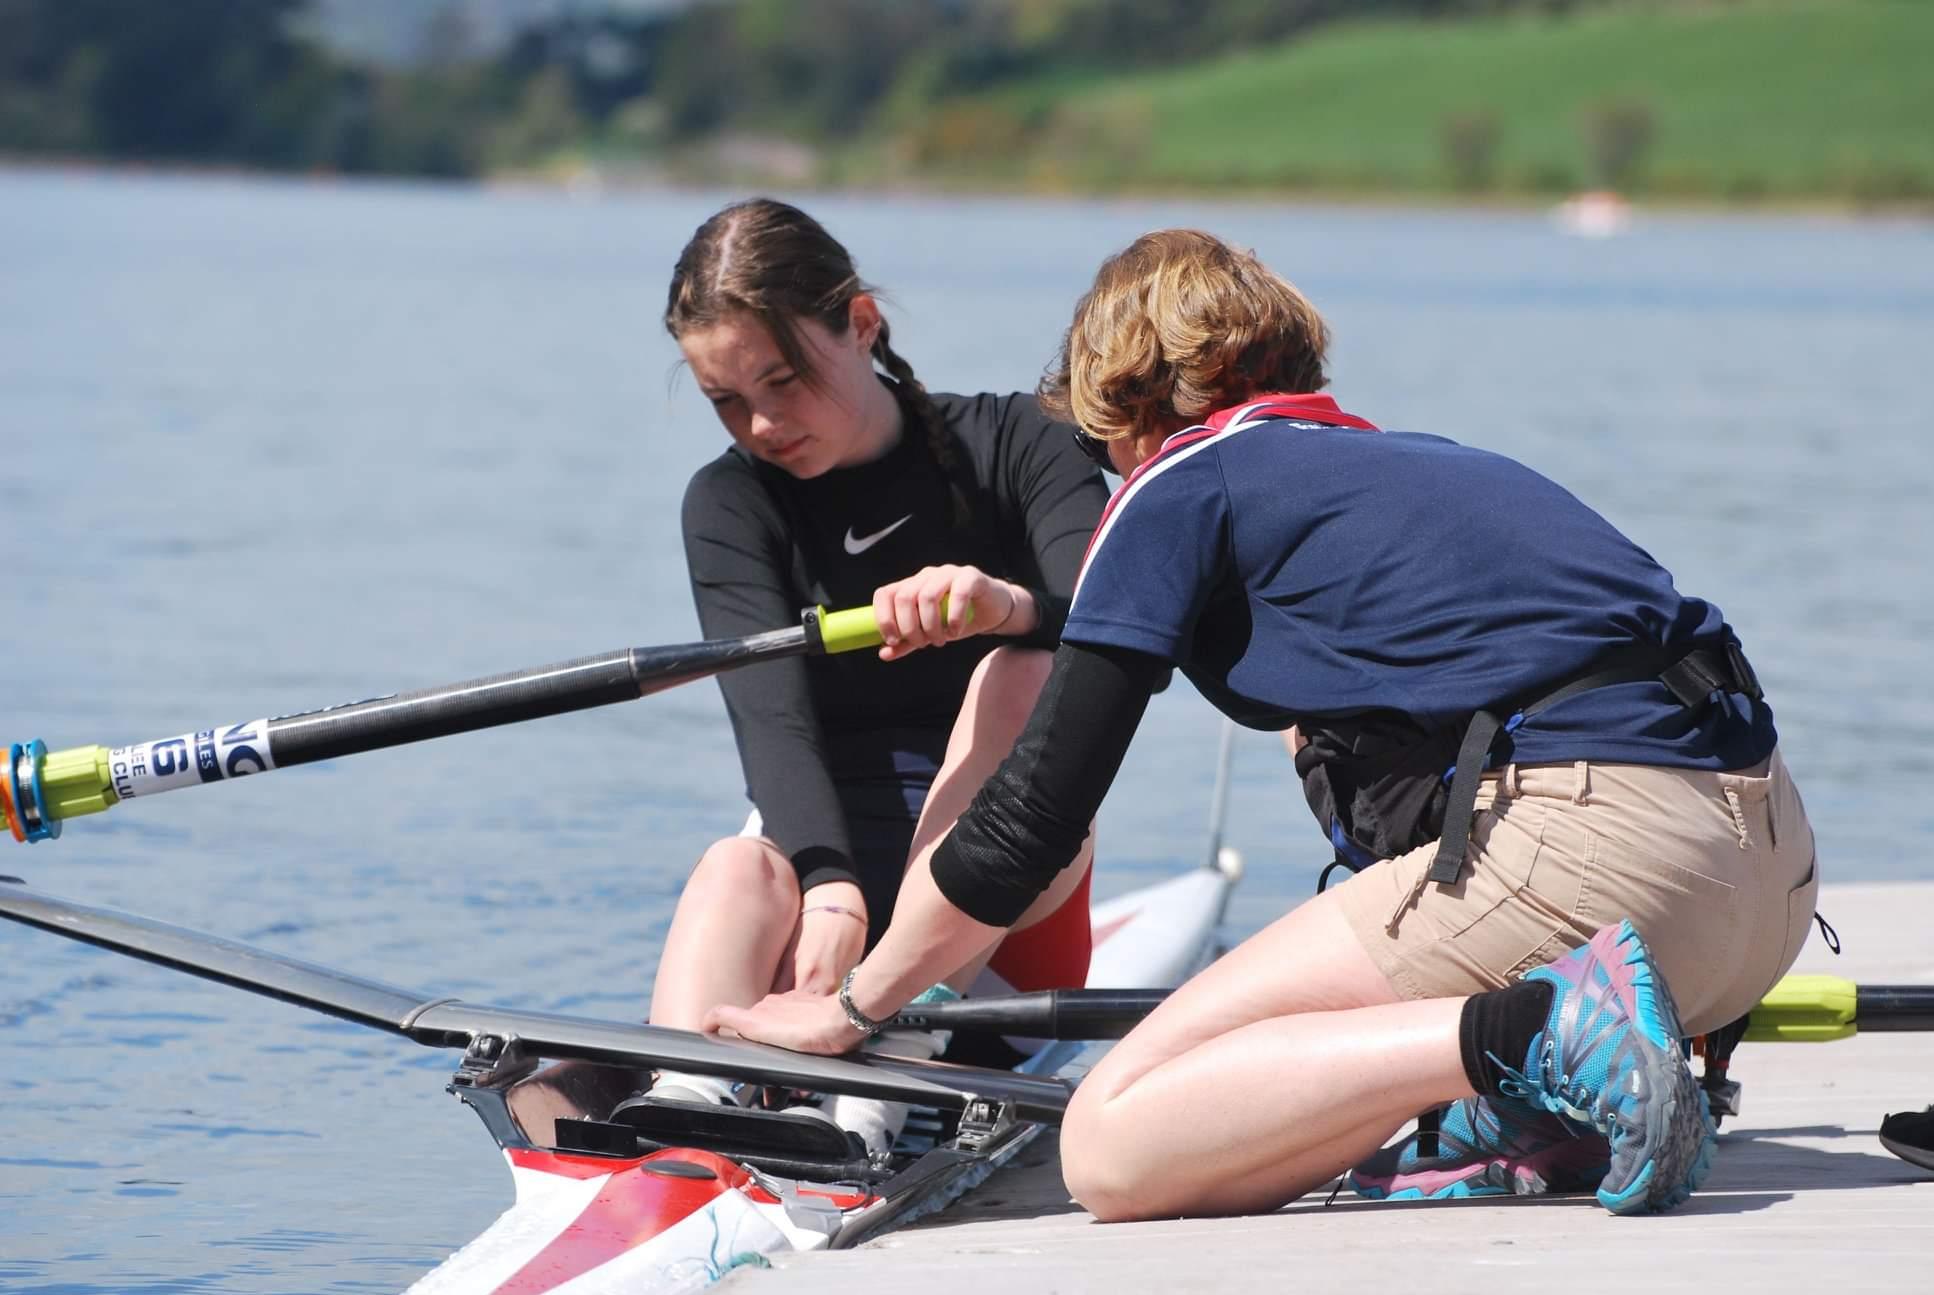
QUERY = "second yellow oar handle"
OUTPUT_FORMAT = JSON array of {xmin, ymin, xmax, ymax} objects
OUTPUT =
[{"xmin": 1745, "ymin": 974, "xmax": 1859, "ymax": 1042}]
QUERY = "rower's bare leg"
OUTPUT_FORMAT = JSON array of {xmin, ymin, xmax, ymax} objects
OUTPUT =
[
  {"xmin": 898, "ymin": 646, "xmax": 1093, "ymax": 986},
  {"xmin": 648, "ymin": 836, "xmax": 802, "ymax": 1029},
  {"xmin": 1060, "ymin": 889, "xmax": 1478, "ymax": 1221},
  {"xmin": 511, "ymin": 838, "xmax": 802, "ymax": 1138}
]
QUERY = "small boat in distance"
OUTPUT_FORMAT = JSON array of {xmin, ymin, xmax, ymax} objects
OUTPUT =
[{"xmin": 1552, "ymin": 189, "xmax": 1634, "ymax": 238}]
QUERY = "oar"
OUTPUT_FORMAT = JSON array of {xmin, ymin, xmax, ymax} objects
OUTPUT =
[
  {"xmin": 1742, "ymin": 975, "xmax": 1934, "ymax": 1041},
  {"xmin": 0, "ymin": 878, "xmax": 1071, "ymax": 1120},
  {"xmin": 892, "ymin": 977, "xmax": 1934, "ymax": 1041},
  {"xmin": 892, "ymin": 988, "xmax": 1167, "ymax": 1039},
  {"xmin": 2, "ymin": 604, "xmax": 894, "ymax": 846}
]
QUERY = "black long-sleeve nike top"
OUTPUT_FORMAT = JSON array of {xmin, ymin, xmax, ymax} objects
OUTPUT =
[{"xmin": 680, "ymin": 385, "xmax": 1108, "ymax": 896}]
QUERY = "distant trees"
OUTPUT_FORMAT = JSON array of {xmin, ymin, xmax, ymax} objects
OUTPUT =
[
  {"xmin": 1441, "ymin": 110, "xmax": 1503, "ymax": 191},
  {"xmin": 0, "ymin": 0, "xmax": 334, "ymax": 165},
  {"xmin": 0, "ymin": 0, "xmax": 1734, "ymax": 186},
  {"xmin": 1433, "ymin": 95, "xmax": 1660, "ymax": 196},
  {"xmin": 1581, "ymin": 98, "xmax": 1657, "ymax": 191},
  {"xmin": 0, "ymin": 0, "xmax": 667, "ymax": 176}
]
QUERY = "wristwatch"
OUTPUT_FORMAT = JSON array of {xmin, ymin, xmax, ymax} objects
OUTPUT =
[{"xmin": 838, "ymin": 968, "xmax": 888, "ymax": 1037}]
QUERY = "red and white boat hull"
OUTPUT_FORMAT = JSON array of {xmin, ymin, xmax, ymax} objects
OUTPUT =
[
  {"xmin": 409, "ymin": 857, "xmax": 1238, "ymax": 1294},
  {"xmin": 410, "ymin": 1147, "xmax": 868, "ymax": 1294}
]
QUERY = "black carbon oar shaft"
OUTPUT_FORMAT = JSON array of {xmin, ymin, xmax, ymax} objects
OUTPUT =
[
  {"xmin": 894, "ymin": 982, "xmax": 1934, "ymax": 1042},
  {"xmin": 1859, "ymin": 985, "xmax": 1934, "ymax": 1031},
  {"xmin": 892, "ymin": 989, "xmax": 1172, "ymax": 1039},
  {"xmin": 267, "ymin": 627, "xmax": 807, "ymax": 767},
  {"xmin": 7, "ymin": 607, "xmax": 883, "ymax": 841}
]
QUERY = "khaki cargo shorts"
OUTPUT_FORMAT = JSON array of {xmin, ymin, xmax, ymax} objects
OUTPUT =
[{"xmin": 1334, "ymin": 747, "xmax": 1817, "ymax": 1036}]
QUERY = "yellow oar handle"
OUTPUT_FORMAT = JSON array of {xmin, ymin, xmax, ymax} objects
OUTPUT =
[
  {"xmin": 1745, "ymin": 974, "xmax": 1858, "ymax": 1042},
  {"xmin": 813, "ymin": 599, "xmax": 972, "ymax": 655},
  {"xmin": 816, "ymin": 605, "xmax": 889, "ymax": 654}
]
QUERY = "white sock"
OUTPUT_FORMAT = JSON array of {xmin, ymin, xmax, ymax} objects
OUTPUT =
[
  {"xmin": 825, "ymin": 1018, "xmax": 952, "ymax": 1157},
  {"xmin": 648, "ymin": 1070, "xmax": 741, "ymax": 1106}
]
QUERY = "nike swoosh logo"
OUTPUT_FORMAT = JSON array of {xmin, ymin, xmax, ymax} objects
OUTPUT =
[{"xmin": 843, "ymin": 514, "xmax": 914, "ymax": 555}]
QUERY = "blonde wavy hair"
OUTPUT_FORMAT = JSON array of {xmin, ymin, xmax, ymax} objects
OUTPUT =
[{"xmin": 1039, "ymin": 229, "xmax": 1331, "ymax": 445}]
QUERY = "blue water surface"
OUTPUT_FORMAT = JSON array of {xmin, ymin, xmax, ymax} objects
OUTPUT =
[{"xmin": 1, "ymin": 170, "xmax": 1930, "ymax": 1292}]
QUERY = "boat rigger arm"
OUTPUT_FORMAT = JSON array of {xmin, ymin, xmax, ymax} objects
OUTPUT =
[{"xmin": 0, "ymin": 877, "xmax": 1071, "ymax": 1121}]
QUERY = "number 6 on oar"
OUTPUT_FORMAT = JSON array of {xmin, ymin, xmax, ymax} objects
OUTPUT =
[{"xmin": 2, "ymin": 603, "xmax": 916, "ymax": 845}]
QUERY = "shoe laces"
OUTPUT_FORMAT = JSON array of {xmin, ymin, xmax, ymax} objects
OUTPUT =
[{"xmin": 1494, "ymin": 1037, "xmax": 1603, "ymax": 1130}]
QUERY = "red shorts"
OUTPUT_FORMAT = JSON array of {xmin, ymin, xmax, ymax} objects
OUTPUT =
[{"xmin": 985, "ymin": 863, "xmax": 1092, "ymax": 992}]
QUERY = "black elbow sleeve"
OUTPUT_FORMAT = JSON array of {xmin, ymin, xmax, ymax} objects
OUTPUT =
[{"xmin": 928, "ymin": 641, "xmax": 1165, "ymax": 927}]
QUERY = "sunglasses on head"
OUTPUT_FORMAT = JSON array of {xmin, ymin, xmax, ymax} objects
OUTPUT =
[{"xmin": 1070, "ymin": 427, "xmax": 1118, "ymax": 474}]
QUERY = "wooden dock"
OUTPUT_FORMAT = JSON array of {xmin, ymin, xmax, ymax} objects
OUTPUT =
[{"xmin": 729, "ymin": 881, "xmax": 1934, "ymax": 1293}]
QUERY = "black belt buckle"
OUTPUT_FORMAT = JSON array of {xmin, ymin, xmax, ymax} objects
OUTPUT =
[{"xmin": 1725, "ymin": 641, "xmax": 1763, "ymax": 701}]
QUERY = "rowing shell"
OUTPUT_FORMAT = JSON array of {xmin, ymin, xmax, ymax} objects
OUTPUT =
[
  {"xmin": 408, "ymin": 861, "xmax": 1236, "ymax": 1293},
  {"xmin": 0, "ymin": 856, "xmax": 1238, "ymax": 1293}
]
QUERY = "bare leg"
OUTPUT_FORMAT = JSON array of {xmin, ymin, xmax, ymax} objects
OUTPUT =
[
  {"xmin": 507, "ymin": 841, "xmax": 795, "ymax": 1138},
  {"xmin": 1062, "ymin": 888, "xmax": 1479, "ymax": 1221},
  {"xmin": 649, "ymin": 835, "xmax": 802, "ymax": 1030},
  {"xmin": 516, "ymin": 838, "xmax": 800, "ymax": 1135},
  {"xmin": 896, "ymin": 646, "xmax": 1094, "ymax": 986}
]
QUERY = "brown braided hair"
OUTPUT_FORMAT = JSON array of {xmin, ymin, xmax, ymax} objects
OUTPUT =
[{"xmin": 665, "ymin": 198, "xmax": 970, "ymax": 526}]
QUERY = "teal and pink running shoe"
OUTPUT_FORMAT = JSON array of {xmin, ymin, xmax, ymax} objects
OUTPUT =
[
  {"xmin": 1499, "ymin": 918, "xmax": 1717, "ymax": 1214},
  {"xmin": 1348, "ymin": 1094, "xmax": 1610, "ymax": 1201}
]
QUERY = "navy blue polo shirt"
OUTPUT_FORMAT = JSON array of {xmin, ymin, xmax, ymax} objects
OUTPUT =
[{"xmin": 1064, "ymin": 396, "xmax": 1775, "ymax": 770}]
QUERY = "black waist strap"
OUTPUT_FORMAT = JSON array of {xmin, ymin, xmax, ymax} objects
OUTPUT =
[{"xmin": 1424, "ymin": 642, "xmax": 1762, "ymax": 887}]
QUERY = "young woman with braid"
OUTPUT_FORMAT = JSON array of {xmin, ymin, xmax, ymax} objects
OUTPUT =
[{"xmin": 641, "ymin": 198, "xmax": 1110, "ymax": 1111}]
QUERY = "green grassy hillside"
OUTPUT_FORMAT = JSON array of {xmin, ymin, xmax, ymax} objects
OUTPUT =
[{"xmin": 885, "ymin": 1, "xmax": 1934, "ymax": 202}]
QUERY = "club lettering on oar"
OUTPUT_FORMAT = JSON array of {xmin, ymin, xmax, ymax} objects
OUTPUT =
[
  {"xmin": 216, "ymin": 721, "xmax": 270, "ymax": 779},
  {"xmin": 150, "ymin": 737, "xmax": 188, "ymax": 779},
  {"xmin": 109, "ymin": 719, "xmax": 277, "ymax": 799},
  {"xmin": 109, "ymin": 746, "xmax": 152, "ymax": 802}
]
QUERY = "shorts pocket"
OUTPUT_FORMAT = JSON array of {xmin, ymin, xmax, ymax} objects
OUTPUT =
[
  {"xmin": 1396, "ymin": 797, "xmax": 1566, "ymax": 990},
  {"xmin": 1774, "ymin": 856, "xmax": 1821, "ymax": 979},
  {"xmin": 1501, "ymin": 803, "xmax": 1591, "ymax": 978},
  {"xmin": 1460, "ymin": 797, "xmax": 1591, "ymax": 981},
  {"xmin": 1465, "ymin": 794, "xmax": 1548, "ymax": 895}
]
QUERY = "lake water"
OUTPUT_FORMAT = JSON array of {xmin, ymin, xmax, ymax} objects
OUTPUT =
[{"xmin": 1, "ymin": 169, "xmax": 1930, "ymax": 1292}]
